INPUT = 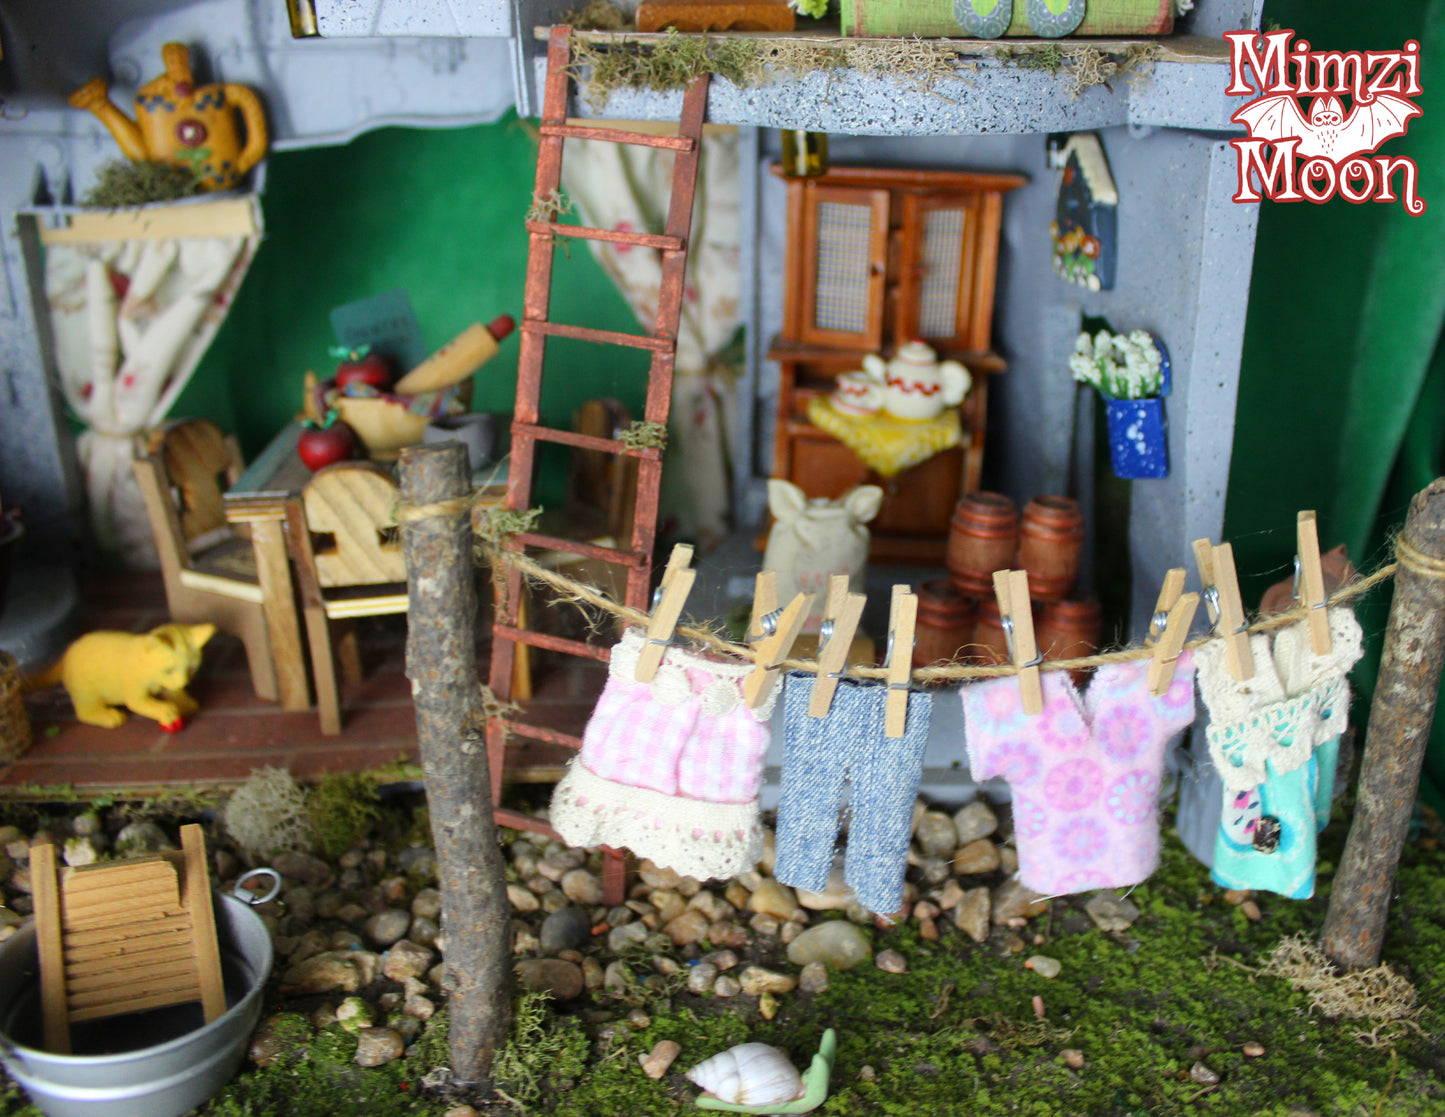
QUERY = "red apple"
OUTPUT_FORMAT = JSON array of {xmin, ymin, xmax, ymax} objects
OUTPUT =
[
  {"xmin": 333, "ymin": 347, "xmax": 393, "ymax": 392},
  {"xmin": 298, "ymin": 414, "xmax": 358, "ymax": 471}
]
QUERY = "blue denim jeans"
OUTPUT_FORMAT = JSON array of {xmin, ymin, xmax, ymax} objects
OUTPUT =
[{"xmin": 773, "ymin": 672, "xmax": 932, "ymax": 915}]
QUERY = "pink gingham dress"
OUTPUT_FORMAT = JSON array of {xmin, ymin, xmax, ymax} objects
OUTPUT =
[{"xmin": 549, "ymin": 628, "xmax": 777, "ymax": 881}]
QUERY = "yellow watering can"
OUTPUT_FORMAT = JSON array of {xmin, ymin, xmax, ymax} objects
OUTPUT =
[{"xmin": 70, "ymin": 43, "xmax": 267, "ymax": 192}]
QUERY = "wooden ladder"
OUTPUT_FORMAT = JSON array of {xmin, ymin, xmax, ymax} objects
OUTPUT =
[{"xmin": 486, "ymin": 27, "xmax": 710, "ymax": 903}]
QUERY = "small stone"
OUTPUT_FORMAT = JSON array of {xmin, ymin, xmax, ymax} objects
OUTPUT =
[
  {"xmin": 354, "ymin": 1027, "xmax": 405, "ymax": 1067},
  {"xmin": 955, "ymin": 886, "xmax": 992, "ymax": 943},
  {"xmin": 507, "ymin": 884, "xmax": 540, "ymax": 913},
  {"xmin": 515, "ymin": 959, "xmax": 584, "ymax": 1001},
  {"xmin": 759, "ymin": 990, "xmax": 780, "ymax": 1019},
  {"xmin": 795, "ymin": 860, "xmax": 854, "ymax": 910},
  {"xmin": 952, "ymin": 839, "xmax": 1001, "ymax": 876},
  {"xmin": 561, "ymin": 868, "xmax": 603, "ymax": 905},
  {"xmin": 999, "ymin": 846, "xmax": 1019, "ymax": 875},
  {"xmin": 250, "ymin": 1013, "xmax": 309, "ymax": 1067},
  {"xmin": 445, "ymin": 1107, "xmax": 479, "ymax": 1117},
  {"xmin": 798, "ymin": 961, "xmax": 829, "ymax": 993},
  {"xmin": 511, "ymin": 923, "xmax": 539, "ymax": 955},
  {"xmin": 409, "ymin": 916, "xmax": 440, "ymax": 949},
  {"xmin": 1085, "ymin": 891, "xmax": 1140, "ymax": 933},
  {"xmin": 913, "ymin": 900, "xmax": 939, "ymax": 921},
  {"xmin": 739, "ymin": 966, "xmax": 795, "ymax": 995},
  {"xmin": 607, "ymin": 921, "xmax": 649, "ymax": 954},
  {"xmin": 953, "ymin": 800, "xmax": 999, "ymax": 844},
  {"xmin": 687, "ymin": 890, "xmax": 734, "ymax": 923},
  {"xmin": 1243, "ymin": 1041, "xmax": 1265, "ymax": 1058},
  {"xmin": 713, "ymin": 974, "xmax": 740, "ymax": 998},
  {"xmin": 582, "ymin": 957, "xmax": 605, "ymax": 991},
  {"xmin": 271, "ymin": 850, "xmax": 333, "ymax": 888},
  {"xmin": 311, "ymin": 1004, "xmax": 337, "ymax": 1030},
  {"xmin": 724, "ymin": 880, "xmax": 752, "ymax": 910},
  {"xmin": 993, "ymin": 880, "xmax": 1049, "ymax": 924},
  {"xmin": 364, "ymin": 909, "xmax": 412, "ymax": 948},
  {"xmin": 875, "ymin": 949, "xmax": 907, "ymax": 974},
  {"xmin": 335, "ymin": 996, "xmax": 374, "ymax": 1033},
  {"xmin": 845, "ymin": 902, "xmax": 873, "ymax": 925},
  {"xmin": 540, "ymin": 906, "xmax": 592, "ymax": 955},
  {"xmin": 541, "ymin": 892, "xmax": 570, "ymax": 914},
  {"xmin": 604, "ymin": 960, "xmax": 635, "ymax": 992},
  {"xmin": 707, "ymin": 921, "xmax": 749, "ymax": 949},
  {"xmin": 637, "ymin": 860, "xmax": 685, "ymax": 890},
  {"xmin": 278, "ymin": 951, "xmax": 380, "ymax": 996},
  {"xmin": 649, "ymin": 890, "xmax": 687, "ymax": 924},
  {"xmin": 383, "ymin": 940, "xmax": 434, "ymax": 982},
  {"xmin": 641, "ymin": 1039, "xmax": 682, "ymax": 1079},
  {"xmin": 653, "ymin": 956, "xmax": 681, "ymax": 978},
  {"xmin": 859, "ymin": 1065, "xmax": 876, "ymax": 1082},
  {"xmin": 786, "ymin": 920, "xmax": 873, "ymax": 970},
  {"xmin": 380, "ymin": 876, "xmax": 410, "ymax": 906},
  {"xmin": 919, "ymin": 857, "xmax": 952, "ymax": 886},
  {"xmin": 628, "ymin": 1009, "xmax": 651, "ymax": 1029},
  {"xmin": 63, "ymin": 836, "xmax": 99, "ymax": 867},
  {"xmin": 115, "ymin": 820, "xmax": 174, "ymax": 857},
  {"xmin": 1026, "ymin": 955, "xmax": 1061, "ymax": 978},
  {"xmin": 411, "ymin": 888, "xmax": 443, "ymax": 921},
  {"xmin": 1190, "ymin": 1062, "xmax": 1221, "ymax": 1086},
  {"xmin": 687, "ymin": 961, "xmax": 719, "ymax": 993},
  {"xmin": 524, "ymin": 875, "xmax": 554, "ymax": 895},
  {"xmin": 607, "ymin": 905, "xmax": 633, "ymax": 927},
  {"xmin": 1001, "ymin": 933, "xmax": 1026, "ymax": 954},
  {"xmin": 1062, "ymin": 1048, "xmax": 1085, "ymax": 1069},
  {"xmin": 746, "ymin": 879, "xmax": 798, "ymax": 920},
  {"xmin": 664, "ymin": 909, "xmax": 710, "ymax": 946},
  {"xmin": 702, "ymin": 949, "xmax": 739, "ymax": 972},
  {"xmin": 750, "ymin": 912, "xmax": 782, "ymax": 936},
  {"xmin": 935, "ymin": 879, "xmax": 965, "ymax": 911},
  {"xmin": 757, "ymin": 829, "xmax": 777, "ymax": 876},
  {"xmin": 780, "ymin": 920, "xmax": 805, "ymax": 945},
  {"xmin": 1222, "ymin": 889, "xmax": 1251, "ymax": 906},
  {"xmin": 919, "ymin": 917, "xmax": 940, "ymax": 942},
  {"xmin": 1240, "ymin": 900, "xmax": 1263, "ymax": 922},
  {"xmin": 915, "ymin": 811, "xmax": 958, "ymax": 858}
]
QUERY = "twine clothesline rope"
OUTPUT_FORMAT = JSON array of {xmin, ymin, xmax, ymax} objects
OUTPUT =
[{"xmin": 434, "ymin": 515, "xmax": 1408, "ymax": 687}]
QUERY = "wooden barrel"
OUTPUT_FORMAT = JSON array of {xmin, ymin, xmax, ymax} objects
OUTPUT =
[
  {"xmin": 970, "ymin": 597, "xmax": 1011, "ymax": 666},
  {"xmin": 1019, "ymin": 495, "xmax": 1085, "ymax": 603},
  {"xmin": 913, "ymin": 580, "xmax": 977, "ymax": 667},
  {"xmin": 1036, "ymin": 594, "xmax": 1103, "ymax": 687},
  {"xmin": 947, "ymin": 492, "xmax": 1020, "ymax": 598}
]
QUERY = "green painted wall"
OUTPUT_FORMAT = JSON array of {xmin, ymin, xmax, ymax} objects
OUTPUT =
[{"xmin": 171, "ymin": 112, "xmax": 651, "ymax": 506}]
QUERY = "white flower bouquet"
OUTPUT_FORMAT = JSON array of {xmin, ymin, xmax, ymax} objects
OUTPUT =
[{"xmin": 1069, "ymin": 329, "xmax": 1163, "ymax": 400}]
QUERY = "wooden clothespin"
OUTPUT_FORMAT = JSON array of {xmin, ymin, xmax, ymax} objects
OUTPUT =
[
  {"xmin": 1146, "ymin": 568, "xmax": 1187, "ymax": 647},
  {"xmin": 634, "ymin": 543, "xmax": 696, "ymax": 683},
  {"xmin": 1297, "ymin": 510, "xmax": 1332, "ymax": 654},
  {"xmin": 809, "ymin": 574, "xmax": 867, "ymax": 719},
  {"xmin": 1147, "ymin": 590, "xmax": 1199, "ymax": 696},
  {"xmin": 744, "ymin": 579, "xmax": 814, "ymax": 710},
  {"xmin": 1192, "ymin": 538, "xmax": 1254, "ymax": 680},
  {"xmin": 993, "ymin": 569, "xmax": 1043, "ymax": 715},
  {"xmin": 884, "ymin": 585, "xmax": 918, "ymax": 738}
]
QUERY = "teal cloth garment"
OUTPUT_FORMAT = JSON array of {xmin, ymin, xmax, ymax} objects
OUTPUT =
[
  {"xmin": 1211, "ymin": 736, "xmax": 1338, "ymax": 900},
  {"xmin": 1196, "ymin": 610, "xmax": 1362, "ymax": 901}
]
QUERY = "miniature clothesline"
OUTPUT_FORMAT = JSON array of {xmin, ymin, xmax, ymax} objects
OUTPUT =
[{"xmin": 466, "ymin": 534, "xmax": 1400, "ymax": 688}]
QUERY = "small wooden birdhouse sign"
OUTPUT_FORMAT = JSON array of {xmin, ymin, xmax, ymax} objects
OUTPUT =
[{"xmin": 1048, "ymin": 133, "xmax": 1118, "ymax": 292}]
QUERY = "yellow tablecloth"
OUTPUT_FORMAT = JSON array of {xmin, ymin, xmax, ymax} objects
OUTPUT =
[{"xmin": 807, "ymin": 397, "xmax": 964, "ymax": 479}]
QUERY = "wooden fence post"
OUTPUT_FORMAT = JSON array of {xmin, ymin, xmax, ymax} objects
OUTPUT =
[
  {"xmin": 1322, "ymin": 477, "xmax": 1445, "ymax": 969},
  {"xmin": 399, "ymin": 443, "xmax": 512, "ymax": 1085}
]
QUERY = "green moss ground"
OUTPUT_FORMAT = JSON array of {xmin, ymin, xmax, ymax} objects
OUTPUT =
[{"xmin": 2, "ymin": 808, "xmax": 1442, "ymax": 1116}]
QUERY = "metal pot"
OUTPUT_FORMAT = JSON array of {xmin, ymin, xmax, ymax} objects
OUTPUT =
[{"xmin": 0, "ymin": 869, "xmax": 279, "ymax": 1117}]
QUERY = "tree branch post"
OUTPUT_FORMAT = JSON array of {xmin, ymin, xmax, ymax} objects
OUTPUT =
[
  {"xmin": 399, "ymin": 443, "xmax": 512, "ymax": 1085},
  {"xmin": 1322, "ymin": 477, "xmax": 1445, "ymax": 969}
]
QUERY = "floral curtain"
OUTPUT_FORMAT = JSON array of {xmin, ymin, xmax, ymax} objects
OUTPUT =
[
  {"xmin": 43, "ymin": 201, "xmax": 262, "ymax": 567},
  {"xmin": 560, "ymin": 129, "xmax": 740, "ymax": 552}
]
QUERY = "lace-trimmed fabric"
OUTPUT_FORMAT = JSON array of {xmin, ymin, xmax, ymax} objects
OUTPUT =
[
  {"xmin": 549, "ymin": 628, "xmax": 776, "ymax": 882},
  {"xmin": 1198, "ymin": 609, "xmax": 1363, "ymax": 792}
]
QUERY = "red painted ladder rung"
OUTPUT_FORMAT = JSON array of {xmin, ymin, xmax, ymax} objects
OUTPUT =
[
  {"xmin": 538, "ymin": 122, "xmax": 696, "ymax": 151},
  {"xmin": 510, "ymin": 421, "xmax": 663, "ymax": 460},
  {"xmin": 524, "ymin": 220, "xmax": 684, "ymax": 252},
  {"xmin": 519, "ymin": 318, "xmax": 674, "ymax": 352},
  {"xmin": 490, "ymin": 626, "xmax": 611, "ymax": 662}
]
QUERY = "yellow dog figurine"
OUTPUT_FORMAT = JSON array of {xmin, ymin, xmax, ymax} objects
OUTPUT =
[{"xmin": 70, "ymin": 43, "xmax": 267, "ymax": 192}]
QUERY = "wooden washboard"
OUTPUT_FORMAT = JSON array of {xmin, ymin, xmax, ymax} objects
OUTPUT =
[{"xmin": 30, "ymin": 822, "xmax": 225, "ymax": 1054}]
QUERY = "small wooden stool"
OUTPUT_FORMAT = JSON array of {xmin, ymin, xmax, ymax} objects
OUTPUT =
[{"xmin": 31, "ymin": 823, "xmax": 225, "ymax": 1054}]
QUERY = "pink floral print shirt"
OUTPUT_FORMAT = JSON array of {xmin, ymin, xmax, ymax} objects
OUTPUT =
[{"xmin": 961, "ymin": 656, "xmax": 1196, "ymax": 896}]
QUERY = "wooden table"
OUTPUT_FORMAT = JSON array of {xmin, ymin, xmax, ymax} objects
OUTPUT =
[{"xmin": 223, "ymin": 424, "xmax": 314, "ymax": 711}]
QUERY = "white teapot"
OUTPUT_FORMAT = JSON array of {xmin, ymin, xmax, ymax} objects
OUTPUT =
[{"xmin": 864, "ymin": 340, "xmax": 972, "ymax": 421}]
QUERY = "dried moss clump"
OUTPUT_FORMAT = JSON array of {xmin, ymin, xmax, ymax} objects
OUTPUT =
[
  {"xmin": 491, "ymin": 992, "xmax": 590, "ymax": 1108},
  {"xmin": 1258, "ymin": 934, "xmax": 1424, "ymax": 1047},
  {"xmin": 562, "ymin": 0, "xmax": 630, "ymax": 30},
  {"xmin": 223, "ymin": 766, "xmax": 314, "ymax": 861},
  {"xmin": 81, "ymin": 159, "xmax": 200, "ymax": 208},
  {"xmin": 309, "ymin": 771, "xmax": 382, "ymax": 858},
  {"xmin": 571, "ymin": 30, "xmax": 759, "ymax": 108}
]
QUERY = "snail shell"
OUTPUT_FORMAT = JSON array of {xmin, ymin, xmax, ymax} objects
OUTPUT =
[{"xmin": 685, "ymin": 1043, "xmax": 804, "ymax": 1106}]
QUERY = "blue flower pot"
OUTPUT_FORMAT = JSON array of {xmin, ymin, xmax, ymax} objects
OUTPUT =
[{"xmin": 1105, "ymin": 397, "xmax": 1168, "ymax": 479}]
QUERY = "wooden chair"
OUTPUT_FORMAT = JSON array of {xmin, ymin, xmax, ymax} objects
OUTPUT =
[
  {"xmin": 286, "ymin": 461, "xmax": 409, "ymax": 734},
  {"xmin": 132, "ymin": 418, "xmax": 281, "ymax": 701},
  {"xmin": 31, "ymin": 823, "xmax": 225, "ymax": 1054}
]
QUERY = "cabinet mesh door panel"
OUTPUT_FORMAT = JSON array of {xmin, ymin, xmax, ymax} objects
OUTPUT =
[
  {"xmin": 918, "ymin": 208, "xmax": 967, "ymax": 337},
  {"xmin": 814, "ymin": 202, "xmax": 876, "ymax": 333}
]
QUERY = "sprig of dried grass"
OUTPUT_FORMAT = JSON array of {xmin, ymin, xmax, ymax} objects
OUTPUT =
[{"xmin": 1258, "ymin": 934, "xmax": 1424, "ymax": 1048}]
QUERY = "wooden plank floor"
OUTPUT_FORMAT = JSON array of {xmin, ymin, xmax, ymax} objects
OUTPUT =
[{"xmin": 3, "ymin": 570, "xmax": 604, "ymax": 798}]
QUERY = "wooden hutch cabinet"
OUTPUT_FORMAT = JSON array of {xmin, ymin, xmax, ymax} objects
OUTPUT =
[{"xmin": 769, "ymin": 165, "xmax": 1026, "ymax": 562}]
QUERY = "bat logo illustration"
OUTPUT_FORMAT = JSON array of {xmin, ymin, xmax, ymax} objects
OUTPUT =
[{"xmin": 1232, "ymin": 93, "xmax": 1420, "ymax": 160}]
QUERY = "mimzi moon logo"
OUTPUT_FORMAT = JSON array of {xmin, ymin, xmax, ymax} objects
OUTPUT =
[{"xmin": 1224, "ymin": 30, "xmax": 1425, "ymax": 214}]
